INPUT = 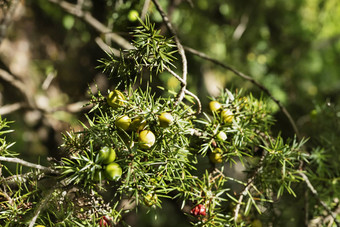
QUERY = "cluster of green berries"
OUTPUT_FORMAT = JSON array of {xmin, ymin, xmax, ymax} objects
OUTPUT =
[
  {"xmin": 97, "ymin": 90, "xmax": 175, "ymax": 181},
  {"xmin": 207, "ymin": 101, "xmax": 234, "ymax": 164}
]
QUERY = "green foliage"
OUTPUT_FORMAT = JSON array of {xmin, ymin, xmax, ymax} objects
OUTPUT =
[
  {"xmin": 1, "ymin": 1, "xmax": 339, "ymax": 226},
  {"xmin": 98, "ymin": 16, "xmax": 177, "ymax": 85},
  {"xmin": 0, "ymin": 117, "xmax": 15, "ymax": 157}
]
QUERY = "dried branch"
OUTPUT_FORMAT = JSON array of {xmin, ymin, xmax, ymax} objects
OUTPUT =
[
  {"xmin": 184, "ymin": 46, "xmax": 300, "ymax": 138},
  {"xmin": 299, "ymin": 171, "xmax": 340, "ymax": 227},
  {"xmin": 0, "ymin": 156, "xmax": 58, "ymax": 174}
]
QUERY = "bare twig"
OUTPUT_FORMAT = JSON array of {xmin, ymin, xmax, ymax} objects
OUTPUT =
[
  {"xmin": 299, "ymin": 171, "xmax": 340, "ymax": 227},
  {"xmin": 28, "ymin": 185, "xmax": 58, "ymax": 227},
  {"xmin": 0, "ymin": 68, "xmax": 35, "ymax": 107},
  {"xmin": 47, "ymin": 0, "xmax": 133, "ymax": 50},
  {"xmin": 234, "ymin": 153, "xmax": 266, "ymax": 223},
  {"xmin": 0, "ymin": 188, "xmax": 14, "ymax": 206},
  {"xmin": 0, "ymin": 102, "xmax": 23, "ymax": 115},
  {"xmin": 95, "ymin": 37, "xmax": 120, "ymax": 56},
  {"xmin": 184, "ymin": 89, "xmax": 201, "ymax": 114},
  {"xmin": 184, "ymin": 46, "xmax": 300, "ymax": 138},
  {"xmin": 151, "ymin": 0, "xmax": 189, "ymax": 107},
  {"xmin": 141, "ymin": 0, "xmax": 151, "ymax": 20},
  {"xmin": 0, "ymin": 156, "xmax": 58, "ymax": 174}
]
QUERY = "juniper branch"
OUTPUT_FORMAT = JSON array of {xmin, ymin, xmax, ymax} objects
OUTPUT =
[{"xmin": 184, "ymin": 46, "xmax": 300, "ymax": 138}]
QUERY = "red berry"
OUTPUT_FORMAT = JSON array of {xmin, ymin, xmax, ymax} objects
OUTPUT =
[
  {"xmin": 99, "ymin": 216, "xmax": 111, "ymax": 227},
  {"xmin": 191, "ymin": 204, "xmax": 206, "ymax": 216}
]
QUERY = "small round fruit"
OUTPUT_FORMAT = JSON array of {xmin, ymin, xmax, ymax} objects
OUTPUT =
[
  {"xmin": 107, "ymin": 90, "xmax": 125, "ymax": 108},
  {"xmin": 158, "ymin": 112, "xmax": 174, "ymax": 127},
  {"xmin": 209, "ymin": 148, "xmax": 223, "ymax": 163},
  {"xmin": 35, "ymin": 225, "xmax": 46, "ymax": 227},
  {"xmin": 139, "ymin": 130, "xmax": 155, "ymax": 149},
  {"xmin": 209, "ymin": 101, "xmax": 222, "ymax": 112},
  {"xmin": 216, "ymin": 131, "xmax": 227, "ymax": 140},
  {"xmin": 128, "ymin": 10, "xmax": 139, "ymax": 22},
  {"xmin": 98, "ymin": 146, "xmax": 116, "ymax": 164},
  {"xmin": 221, "ymin": 109, "xmax": 234, "ymax": 123},
  {"xmin": 130, "ymin": 116, "xmax": 147, "ymax": 131},
  {"xmin": 99, "ymin": 216, "xmax": 111, "ymax": 227},
  {"xmin": 105, "ymin": 162, "xmax": 122, "ymax": 181},
  {"xmin": 115, "ymin": 115, "xmax": 131, "ymax": 131},
  {"xmin": 144, "ymin": 192, "xmax": 158, "ymax": 206}
]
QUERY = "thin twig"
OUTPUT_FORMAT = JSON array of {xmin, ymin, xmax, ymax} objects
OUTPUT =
[
  {"xmin": 299, "ymin": 171, "xmax": 340, "ymax": 227},
  {"xmin": 47, "ymin": 0, "xmax": 133, "ymax": 50},
  {"xmin": 234, "ymin": 153, "xmax": 266, "ymax": 223},
  {"xmin": 164, "ymin": 65, "xmax": 186, "ymax": 84},
  {"xmin": 0, "ymin": 69, "xmax": 35, "ymax": 107},
  {"xmin": 151, "ymin": 0, "xmax": 189, "ymax": 106},
  {"xmin": 0, "ymin": 156, "xmax": 58, "ymax": 174},
  {"xmin": 0, "ymin": 102, "xmax": 23, "ymax": 115},
  {"xmin": 28, "ymin": 186, "xmax": 58, "ymax": 227},
  {"xmin": 184, "ymin": 89, "xmax": 201, "ymax": 114},
  {"xmin": 184, "ymin": 46, "xmax": 300, "ymax": 138},
  {"xmin": 141, "ymin": 0, "xmax": 151, "ymax": 20}
]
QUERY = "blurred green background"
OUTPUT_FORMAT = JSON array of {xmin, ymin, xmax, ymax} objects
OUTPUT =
[{"xmin": 0, "ymin": 0, "xmax": 339, "ymax": 226}]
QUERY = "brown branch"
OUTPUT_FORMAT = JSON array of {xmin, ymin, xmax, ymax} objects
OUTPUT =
[
  {"xmin": 184, "ymin": 46, "xmax": 300, "ymax": 138},
  {"xmin": 299, "ymin": 171, "xmax": 340, "ymax": 227},
  {"xmin": 151, "ymin": 0, "xmax": 189, "ymax": 107},
  {"xmin": 28, "ymin": 185, "xmax": 58, "ymax": 227},
  {"xmin": 234, "ymin": 153, "xmax": 266, "ymax": 223},
  {"xmin": 0, "ymin": 102, "xmax": 23, "ymax": 115},
  {"xmin": 0, "ymin": 156, "xmax": 58, "ymax": 174},
  {"xmin": 141, "ymin": 0, "xmax": 151, "ymax": 20},
  {"xmin": 184, "ymin": 89, "xmax": 201, "ymax": 114},
  {"xmin": 0, "ymin": 68, "xmax": 35, "ymax": 107},
  {"xmin": 47, "ymin": 0, "xmax": 133, "ymax": 50}
]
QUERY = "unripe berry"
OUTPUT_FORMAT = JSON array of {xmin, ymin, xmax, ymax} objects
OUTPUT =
[
  {"xmin": 105, "ymin": 162, "xmax": 122, "ymax": 181},
  {"xmin": 115, "ymin": 115, "xmax": 131, "ymax": 131},
  {"xmin": 98, "ymin": 146, "xmax": 116, "ymax": 164},
  {"xmin": 209, "ymin": 101, "xmax": 222, "ymax": 112},
  {"xmin": 139, "ymin": 130, "xmax": 156, "ymax": 149},
  {"xmin": 216, "ymin": 131, "xmax": 227, "ymax": 140},
  {"xmin": 221, "ymin": 109, "xmax": 233, "ymax": 123},
  {"xmin": 158, "ymin": 112, "xmax": 174, "ymax": 127},
  {"xmin": 107, "ymin": 90, "xmax": 125, "ymax": 108}
]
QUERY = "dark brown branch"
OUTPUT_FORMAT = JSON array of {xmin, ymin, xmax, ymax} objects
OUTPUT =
[{"xmin": 184, "ymin": 46, "xmax": 300, "ymax": 138}]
